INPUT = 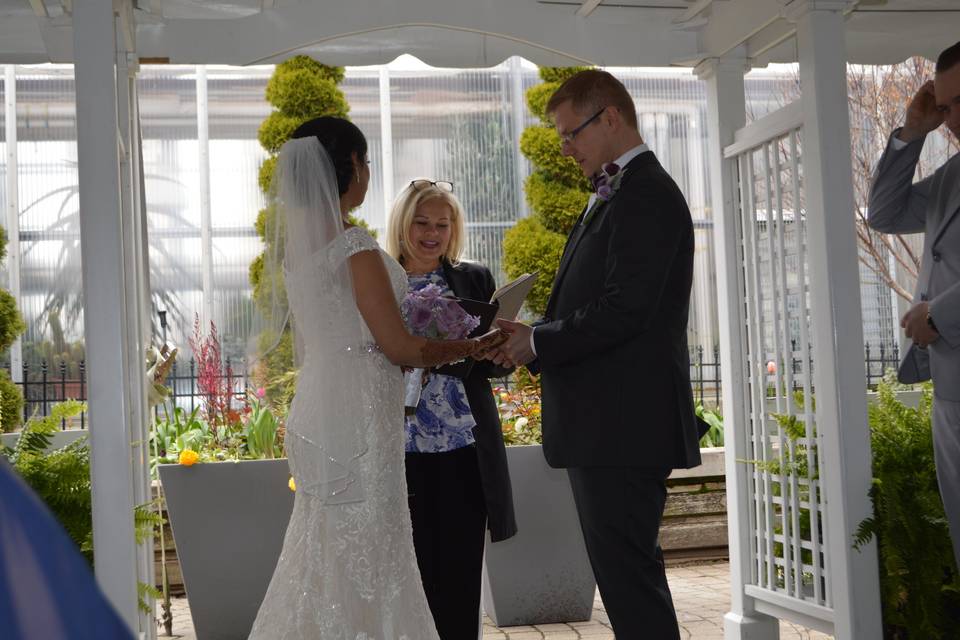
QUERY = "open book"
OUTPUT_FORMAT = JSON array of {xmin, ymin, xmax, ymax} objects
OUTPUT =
[{"xmin": 491, "ymin": 272, "xmax": 539, "ymax": 320}]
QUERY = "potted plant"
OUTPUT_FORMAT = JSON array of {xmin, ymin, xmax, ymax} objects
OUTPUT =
[
  {"xmin": 156, "ymin": 318, "xmax": 291, "ymax": 640},
  {"xmin": 482, "ymin": 369, "xmax": 596, "ymax": 626}
]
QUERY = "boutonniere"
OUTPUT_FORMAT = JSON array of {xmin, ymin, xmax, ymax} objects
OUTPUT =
[
  {"xmin": 582, "ymin": 162, "xmax": 625, "ymax": 226},
  {"xmin": 592, "ymin": 162, "xmax": 624, "ymax": 202}
]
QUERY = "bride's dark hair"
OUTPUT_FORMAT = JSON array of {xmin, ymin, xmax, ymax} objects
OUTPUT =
[{"xmin": 291, "ymin": 117, "xmax": 367, "ymax": 197}]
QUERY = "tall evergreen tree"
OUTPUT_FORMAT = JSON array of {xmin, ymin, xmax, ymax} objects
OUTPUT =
[
  {"xmin": 249, "ymin": 56, "xmax": 348, "ymax": 399},
  {"xmin": 0, "ymin": 224, "xmax": 26, "ymax": 431},
  {"xmin": 502, "ymin": 66, "xmax": 592, "ymax": 315}
]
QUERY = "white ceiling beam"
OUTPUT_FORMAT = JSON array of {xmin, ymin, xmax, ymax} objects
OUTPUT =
[
  {"xmin": 673, "ymin": 0, "xmax": 713, "ymax": 24},
  {"xmin": 28, "ymin": 0, "xmax": 49, "ymax": 18},
  {"xmin": 61, "ymin": 0, "xmax": 72, "ymax": 15},
  {"xmin": 261, "ymin": 0, "xmax": 277, "ymax": 8},
  {"xmin": 575, "ymin": 0, "xmax": 604, "ymax": 18}
]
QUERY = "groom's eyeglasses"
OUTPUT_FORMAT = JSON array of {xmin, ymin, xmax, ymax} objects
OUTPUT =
[
  {"xmin": 411, "ymin": 179, "xmax": 454, "ymax": 193},
  {"xmin": 558, "ymin": 107, "xmax": 607, "ymax": 146}
]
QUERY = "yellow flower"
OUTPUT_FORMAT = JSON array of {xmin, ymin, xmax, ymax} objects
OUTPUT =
[
  {"xmin": 178, "ymin": 449, "xmax": 200, "ymax": 466},
  {"xmin": 288, "ymin": 476, "xmax": 296, "ymax": 492}
]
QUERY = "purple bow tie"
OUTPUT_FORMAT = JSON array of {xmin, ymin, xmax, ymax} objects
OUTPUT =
[{"xmin": 591, "ymin": 162, "xmax": 621, "ymax": 201}]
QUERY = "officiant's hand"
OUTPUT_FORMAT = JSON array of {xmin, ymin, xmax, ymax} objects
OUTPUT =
[{"xmin": 490, "ymin": 319, "xmax": 536, "ymax": 367}]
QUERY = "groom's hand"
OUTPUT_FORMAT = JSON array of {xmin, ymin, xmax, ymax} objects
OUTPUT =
[{"xmin": 493, "ymin": 319, "xmax": 536, "ymax": 367}]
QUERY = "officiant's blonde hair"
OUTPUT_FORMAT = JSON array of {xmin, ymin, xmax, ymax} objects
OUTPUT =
[{"xmin": 386, "ymin": 180, "xmax": 466, "ymax": 266}]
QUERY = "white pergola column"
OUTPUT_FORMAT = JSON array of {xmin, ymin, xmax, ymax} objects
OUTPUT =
[
  {"xmin": 115, "ymin": 27, "xmax": 155, "ymax": 637},
  {"xmin": 4, "ymin": 65, "xmax": 23, "ymax": 383},
  {"xmin": 697, "ymin": 53, "xmax": 780, "ymax": 640},
  {"xmin": 378, "ymin": 66, "xmax": 395, "ymax": 228},
  {"xmin": 197, "ymin": 65, "xmax": 215, "ymax": 326},
  {"xmin": 73, "ymin": 0, "xmax": 144, "ymax": 631},
  {"xmin": 786, "ymin": 1, "xmax": 882, "ymax": 637}
]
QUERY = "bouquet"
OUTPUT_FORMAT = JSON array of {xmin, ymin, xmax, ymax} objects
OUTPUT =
[{"xmin": 400, "ymin": 284, "xmax": 481, "ymax": 412}]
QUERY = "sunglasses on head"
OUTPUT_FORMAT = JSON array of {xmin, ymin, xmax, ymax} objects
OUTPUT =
[{"xmin": 410, "ymin": 179, "xmax": 454, "ymax": 193}]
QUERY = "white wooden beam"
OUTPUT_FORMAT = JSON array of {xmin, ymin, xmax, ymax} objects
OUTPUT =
[
  {"xmin": 4, "ymin": 66, "xmax": 23, "ymax": 384},
  {"xmin": 27, "ymin": 0, "xmax": 48, "ymax": 18},
  {"xmin": 575, "ymin": 0, "xmax": 603, "ymax": 18},
  {"xmin": 786, "ymin": 0, "xmax": 882, "ymax": 636},
  {"xmin": 696, "ymin": 52, "xmax": 780, "ymax": 640},
  {"xmin": 673, "ymin": 0, "xmax": 720, "ymax": 24},
  {"xmin": 73, "ymin": 0, "xmax": 139, "ymax": 631}
]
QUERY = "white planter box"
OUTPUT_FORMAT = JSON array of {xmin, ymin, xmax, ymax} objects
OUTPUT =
[{"xmin": 481, "ymin": 444, "xmax": 595, "ymax": 626}]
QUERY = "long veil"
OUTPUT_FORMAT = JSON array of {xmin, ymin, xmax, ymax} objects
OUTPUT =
[{"xmin": 261, "ymin": 136, "xmax": 368, "ymax": 504}]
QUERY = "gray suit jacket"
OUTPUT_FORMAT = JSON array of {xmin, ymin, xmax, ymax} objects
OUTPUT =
[{"xmin": 868, "ymin": 130, "xmax": 960, "ymax": 401}]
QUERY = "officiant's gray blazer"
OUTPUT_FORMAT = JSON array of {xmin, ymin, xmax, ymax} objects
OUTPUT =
[{"xmin": 868, "ymin": 130, "xmax": 960, "ymax": 401}]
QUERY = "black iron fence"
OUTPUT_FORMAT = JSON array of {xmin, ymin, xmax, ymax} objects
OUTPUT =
[
  {"xmin": 3, "ymin": 341, "xmax": 903, "ymax": 429},
  {"xmin": 3, "ymin": 358, "xmax": 248, "ymax": 430}
]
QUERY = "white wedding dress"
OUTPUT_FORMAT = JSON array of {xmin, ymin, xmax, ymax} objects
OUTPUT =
[{"xmin": 249, "ymin": 226, "xmax": 441, "ymax": 640}]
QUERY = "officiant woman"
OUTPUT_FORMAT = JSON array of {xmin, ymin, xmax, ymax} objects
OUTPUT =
[{"xmin": 386, "ymin": 179, "xmax": 517, "ymax": 639}]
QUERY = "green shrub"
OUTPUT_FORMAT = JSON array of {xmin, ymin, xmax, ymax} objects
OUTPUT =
[
  {"xmin": 855, "ymin": 378, "xmax": 960, "ymax": 637},
  {"xmin": 538, "ymin": 66, "xmax": 592, "ymax": 85},
  {"xmin": 502, "ymin": 66, "xmax": 594, "ymax": 317},
  {"xmin": 502, "ymin": 217, "xmax": 566, "ymax": 315},
  {"xmin": 258, "ymin": 156, "xmax": 277, "ymax": 194},
  {"xmin": 525, "ymin": 82, "xmax": 560, "ymax": 122},
  {"xmin": 0, "ymin": 369, "xmax": 23, "ymax": 432},
  {"xmin": 272, "ymin": 55, "xmax": 345, "ymax": 84},
  {"xmin": 257, "ymin": 111, "xmax": 304, "ymax": 155},
  {"xmin": 250, "ymin": 56, "xmax": 351, "ymax": 395},
  {"xmin": 519, "ymin": 126, "xmax": 585, "ymax": 185},
  {"xmin": 265, "ymin": 69, "xmax": 349, "ymax": 121},
  {"xmin": 0, "ymin": 290, "xmax": 26, "ymax": 354},
  {"xmin": 524, "ymin": 171, "xmax": 590, "ymax": 234}
]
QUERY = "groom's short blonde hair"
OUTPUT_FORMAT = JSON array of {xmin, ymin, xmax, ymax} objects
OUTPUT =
[
  {"xmin": 546, "ymin": 70, "xmax": 638, "ymax": 130},
  {"xmin": 386, "ymin": 181, "xmax": 466, "ymax": 266}
]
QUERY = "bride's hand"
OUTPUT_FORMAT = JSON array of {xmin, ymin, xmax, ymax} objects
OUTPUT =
[{"xmin": 473, "ymin": 328, "xmax": 509, "ymax": 359}]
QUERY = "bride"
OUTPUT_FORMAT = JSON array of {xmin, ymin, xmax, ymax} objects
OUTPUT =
[{"xmin": 249, "ymin": 116, "xmax": 505, "ymax": 639}]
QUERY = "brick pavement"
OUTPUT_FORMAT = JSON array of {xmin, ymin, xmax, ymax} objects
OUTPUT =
[{"xmin": 157, "ymin": 562, "xmax": 832, "ymax": 639}]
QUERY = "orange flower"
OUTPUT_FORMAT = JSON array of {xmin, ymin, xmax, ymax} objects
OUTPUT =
[{"xmin": 178, "ymin": 449, "xmax": 200, "ymax": 466}]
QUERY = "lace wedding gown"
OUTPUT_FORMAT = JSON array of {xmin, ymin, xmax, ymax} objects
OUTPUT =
[{"xmin": 249, "ymin": 226, "xmax": 441, "ymax": 640}]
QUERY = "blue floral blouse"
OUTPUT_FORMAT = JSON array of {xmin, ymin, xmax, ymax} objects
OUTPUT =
[{"xmin": 404, "ymin": 269, "xmax": 477, "ymax": 453}]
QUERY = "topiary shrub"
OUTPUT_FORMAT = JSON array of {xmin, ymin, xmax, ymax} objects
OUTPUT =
[
  {"xmin": 502, "ymin": 66, "xmax": 592, "ymax": 317},
  {"xmin": 0, "ymin": 224, "xmax": 25, "ymax": 432},
  {"xmin": 0, "ymin": 370, "xmax": 24, "ymax": 431},
  {"xmin": 250, "ymin": 55, "xmax": 351, "ymax": 396}
]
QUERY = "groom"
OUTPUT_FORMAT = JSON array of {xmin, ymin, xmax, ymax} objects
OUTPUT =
[{"xmin": 490, "ymin": 70, "xmax": 702, "ymax": 638}]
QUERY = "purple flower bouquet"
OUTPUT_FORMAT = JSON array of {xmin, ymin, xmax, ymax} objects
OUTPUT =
[
  {"xmin": 400, "ymin": 285, "xmax": 481, "ymax": 412},
  {"xmin": 400, "ymin": 284, "xmax": 481, "ymax": 340}
]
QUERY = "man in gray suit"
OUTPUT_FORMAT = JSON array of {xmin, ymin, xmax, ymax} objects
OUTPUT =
[{"xmin": 869, "ymin": 40, "xmax": 960, "ymax": 564}]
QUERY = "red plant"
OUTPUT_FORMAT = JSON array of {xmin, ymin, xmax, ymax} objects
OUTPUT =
[{"xmin": 188, "ymin": 315, "xmax": 235, "ymax": 430}]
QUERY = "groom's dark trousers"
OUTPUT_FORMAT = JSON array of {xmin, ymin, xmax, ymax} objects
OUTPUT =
[{"xmin": 529, "ymin": 150, "xmax": 703, "ymax": 639}]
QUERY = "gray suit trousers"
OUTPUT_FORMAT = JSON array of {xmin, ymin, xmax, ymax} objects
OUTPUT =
[{"xmin": 933, "ymin": 396, "xmax": 960, "ymax": 567}]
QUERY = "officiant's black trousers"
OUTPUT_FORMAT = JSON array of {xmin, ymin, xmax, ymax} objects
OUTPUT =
[
  {"xmin": 567, "ymin": 466, "xmax": 680, "ymax": 640},
  {"xmin": 406, "ymin": 445, "xmax": 487, "ymax": 640}
]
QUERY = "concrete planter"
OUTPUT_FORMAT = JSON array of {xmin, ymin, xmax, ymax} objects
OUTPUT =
[
  {"xmin": 158, "ymin": 459, "xmax": 293, "ymax": 640},
  {"xmin": 481, "ymin": 444, "xmax": 595, "ymax": 626},
  {"xmin": 1, "ymin": 428, "xmax": 86, "ymax": 451}
]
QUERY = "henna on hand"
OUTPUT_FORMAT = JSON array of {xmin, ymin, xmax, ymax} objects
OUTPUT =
[
  {"xmin": 420, "ymin": 339, "xmax": 477, "ymax": 367},
  {"xmin": 418, "ymin": 329, "xmax": 509, "ymax": 367}
]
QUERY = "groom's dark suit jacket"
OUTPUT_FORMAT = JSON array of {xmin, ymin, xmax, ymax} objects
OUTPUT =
[{"xmin": 531, "ymin": 151, "xmax": 702, "ymax": 471}]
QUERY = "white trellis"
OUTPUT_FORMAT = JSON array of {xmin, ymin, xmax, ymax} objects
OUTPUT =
[{"xmin": 702, "ymin": 3, "xmax": 882, "ymax": 637}]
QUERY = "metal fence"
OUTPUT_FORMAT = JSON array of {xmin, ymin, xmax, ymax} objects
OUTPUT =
[
  {"xmin": 3, "ymin": 358, "xmax": 248, "ymax": 429},
  {"xmin": 4, "ymin": 341, "xmax": 903, "ymax": 429}
]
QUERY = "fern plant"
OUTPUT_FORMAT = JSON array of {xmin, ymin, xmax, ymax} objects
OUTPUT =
[
  {"xmin": 854, "ymin": 378, "xmax": 960, "ymax": 638},
  {"xmin": 2, "ymin": 401, "xmax": 164, "ymax": 615}
]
